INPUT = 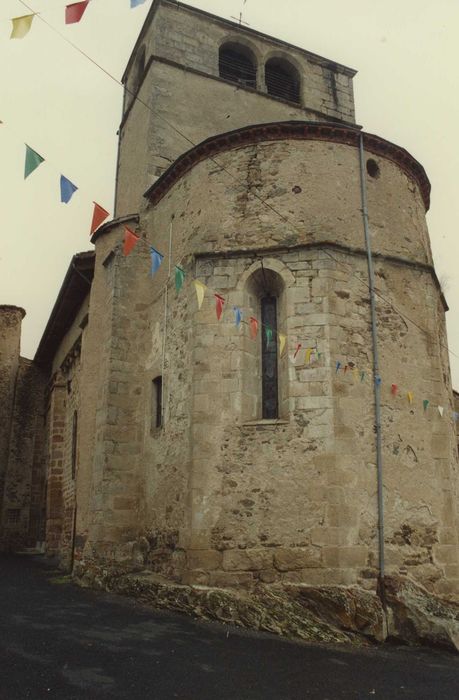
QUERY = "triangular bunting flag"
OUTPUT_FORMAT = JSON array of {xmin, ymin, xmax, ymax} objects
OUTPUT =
[
  {"xmin": 90, "ymin": 202, "xmax": 110, "ymax": 236},
  {"xmin": 150, "ymin": 248, "xmax": 164, "ymax": 276},
  {"xmin": 123, "ymin": 227, "xmax": 140, "ymax": 256},
  {"xmin": 175, "ymin": 266, "xmax": 185, "ymax": 292},
  {"xmin": 249, "ymin": 317, "xmax": 258, "ymax": 340},
  {"xmin": 438, "ymin": 406, "xmax": 444, "ymax": 417},
  {"xmin": 233, "ymin": 307, "xmax": 242, "ymax": 328},
  {"xmin": 336, "ymin": 361, "xmax": 341, "ymax": 373},
  {"xmin": 293, "ymin": 343, "xmax": 302, "ymax": 360},
  {"xmin": 279, "ymin": 334, "xmax": 286, "ymax": 357},
  {"xmin": 423, "ymin": 399, "xmax": 429, "ymax": 412},
  {"xmin": 215, "ymin": 294, "xmax": 225, "ymax": 320},
  {"xmin": 407, "ymin": 391, "xmax": 413, "ymax": 405},
  {"xmin": 376, "ymin": 376, "xmax": 382, "ymax": 386},
  {"xmin": 60, "ymin": 175, "xmax": 78, "ymax": 204},
  {"xmin": 305, "ymin": 348, "xmax": 314, "ymax": 364},
  {"xmin": 130, "ymin": 0, "xmax": 146, "ymax": 6},
  {"xmin": 193, "ymin": 280, "xmax": 206, "ymax": 309},
  {"xmin": 66, "ymin": 1, "xmax": 89, "ymax": 24},
  {"xmin": 11, "ymin": 15, "xmax": 34, "ymax": 39},
  {"xmin": 391, "ymin": 384, "xmax": 398, "ymax": 396},
  {"xmin": 24, "ymin": 145, "xmax": 44, "ymax": 179}
]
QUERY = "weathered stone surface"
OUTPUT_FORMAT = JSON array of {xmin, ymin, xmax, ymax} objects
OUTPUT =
[
  {"xmin": 77, "ymin": 568, "xmax": 355, "ymax": 647},
  {"xmin": 274, "ymin": 547, "xmax": 322, "ymax": 571},
  {"xmin": 384, "ymin": 575, "xmax": 459, "ymax": 652},
  {"xmin": 286, "ymin": 584, "xmax": 386, "ymax": 642},
  {"xmin": 222, "ymin": 548, "xmax": 273, "ymax": 572}
]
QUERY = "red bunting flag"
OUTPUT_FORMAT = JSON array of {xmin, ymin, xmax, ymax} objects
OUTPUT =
[
  {"xmin": 249, "ymin": 317, "xmax": 258, "ymax": 340},
  {"xmin": 215, "ymin": 294, "xmax": 225, "ymax": 320},
  {"xmin": 90, "ymin": 202, "xmax": 110, "ymax": 236},
  {"xmin": 66, "ymin": 1, "xmax": 89, "ymax": 24},
  {"xmin": 293, "ymin": 343, "xmax": 302, "ymax": 359},
  {"xmin": 391, "ymin": 384, "xmax": 398, "ymax": 396},
  {"xmin": 123, "ymin": 227, "xmax": 140, "ymax": 256}
]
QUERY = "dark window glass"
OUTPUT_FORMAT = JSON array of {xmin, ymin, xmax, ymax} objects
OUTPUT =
[
  {"xmin": 261, "ymin": 296, "xmax": 279, "ymax": 419},
  {"xmin": 153, "ymin": 377, "xmax": 163, "ymax": 429},
  {"xmin": 219, "ymin": 45, "xmax": 257, "ymax": 88},
  {"xmin": 265, "ymin": 58, "xmax": 300, "ymax": 103}
]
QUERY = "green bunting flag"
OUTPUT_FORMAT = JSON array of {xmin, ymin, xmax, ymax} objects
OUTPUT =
[
  {"xmin": 175, "ymin": 266, "xmax": 185, "ymax": 292},
  {"xmin": 423, "ymin": 399, "xmax": 429, "ymax": 412},
  {"xmin": 24, "ymin": 144, "xmax": 44, "ymax": 179}
]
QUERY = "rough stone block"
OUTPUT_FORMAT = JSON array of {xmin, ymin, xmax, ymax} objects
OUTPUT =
[
  {"xmin": 274, "ymin": 547, "xmax": 322, "ymax": 571},
  {"xmin": 187, "ymin": 549, "xmax": 223, "ymax": 571},
  {"xmin": 222, "ymin": 548, "xmax": 273, "ymax": 571}
]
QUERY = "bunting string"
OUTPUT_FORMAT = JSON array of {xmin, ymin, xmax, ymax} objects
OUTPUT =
[
  {"xmin": 122, "ymin": 230, "xmax": 459, "ymax": 420},
  {"xmin": 7, "ymin": 0, "xmax": 459, "ymax": 374}
]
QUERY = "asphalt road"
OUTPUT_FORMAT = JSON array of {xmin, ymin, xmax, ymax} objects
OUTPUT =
[{"xmin": 0, "ymin": 555, "xmax": 458, "ymax": 700}]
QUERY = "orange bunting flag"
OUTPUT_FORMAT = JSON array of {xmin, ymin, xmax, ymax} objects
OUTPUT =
[
  {"xmin": 407, "ymin": 391, "xmax": 413, "ymax": 405},
  {"xmin": 391, "ymin": 384, "xmax": 398, "ymax": 396},
  {"xmin": 249, "ymin": 317, "xmax": 258, "ymax": 339},
  {"xmin": 66, "ymin": 1, "xmax": 89, "ymax": 24},
  {"xmin": 123, "ymin": 227, "xmax": 140, "ymax": 256},
  {"xmin": 215, "ymin": 294, "xmax": 225, "ymax": 320},
  {"xmin": 90, "ymin": 202, "xmax": 110, "ymax": 236}
]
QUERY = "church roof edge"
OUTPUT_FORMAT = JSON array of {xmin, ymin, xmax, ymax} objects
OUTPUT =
[{"xmin": 144, "ymin": 120, "xmax": 431, "ymax": 211}]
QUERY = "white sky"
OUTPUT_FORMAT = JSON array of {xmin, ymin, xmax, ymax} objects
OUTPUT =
[{"xmin": 2, "ymin": 0, "xmax": 459, "ymax": 384}]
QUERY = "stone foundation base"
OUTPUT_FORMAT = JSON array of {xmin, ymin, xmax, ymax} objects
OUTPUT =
[{"xmin": 73, "ymin": 562, "xmax": 459, "ymax": 653}]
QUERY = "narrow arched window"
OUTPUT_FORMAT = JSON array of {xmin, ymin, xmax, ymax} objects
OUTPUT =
[
  {"xmin": 219, "ymin": 42, "xmax": 257, "ymax": 88},
  {"xmin": 243, "ymin": 267, "xmax": 286, "ymax": 422},
  {"xmin": 265, "ymin": 57, "xmax": 300, "ymax": 104},
  {"xmin": 261, "ymin": 296, "xmax": 279, "ymax": 419}
]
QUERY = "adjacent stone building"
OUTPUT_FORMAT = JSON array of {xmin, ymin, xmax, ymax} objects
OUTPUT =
[{"xmin": 1, "ymin": 0, "xmax": 459, "ymax": 600}]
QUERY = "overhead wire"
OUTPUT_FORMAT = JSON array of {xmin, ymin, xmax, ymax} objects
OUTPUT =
[{"xmin": 15, "ymin": 0, "xmax": 459, "ymax": 364}]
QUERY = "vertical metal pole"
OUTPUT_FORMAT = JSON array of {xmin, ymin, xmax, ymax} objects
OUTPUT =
[
  {"xmin": 161, "ymin": 222, "xmax": 173, "ymax": 424},
  {"xmin": 358, "ymin": 134, "xmax": 386, "ymax": 601}
]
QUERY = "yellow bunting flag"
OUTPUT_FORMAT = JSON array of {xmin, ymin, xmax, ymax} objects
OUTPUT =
[
  {"xmin": 305, "ymin": 348, "xmax": 314, "ymax": 364},
  {"xmin": 11, "ymin": 15, "xmax": 34, "ymax": 39},
  {"xmin": 279, "ymin": 334, "xmax": 286, "ymax": 357},
  {"xmin": 407, "ymin": 391, "xmax": 413, "ymax": 405},
  {"xmin": 193, "ymin": 280, "xmax": 206, "ymax": 310}
]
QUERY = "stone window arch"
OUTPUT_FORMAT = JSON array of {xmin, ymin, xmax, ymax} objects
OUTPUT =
[
  {"xmin": 265, "ymin": 57, "xmax": 301, "ymax": 104},
  {"xmin": 242, "ymin": 265, "xmax": 289, "ymax": 421},
  {"xmin": 219, "ymin": 42, "xmax": 257, "ymax": 89}
]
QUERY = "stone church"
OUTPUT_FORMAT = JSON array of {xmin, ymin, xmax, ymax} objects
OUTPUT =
[{"xmin": 1, "ymin": 0, "xmax": 459, "ymax": 600}]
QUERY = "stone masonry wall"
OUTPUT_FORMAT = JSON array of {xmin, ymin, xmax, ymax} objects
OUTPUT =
[
  {"xmin": 131, "ymin": 135, "xmax": 459, "ymax": 595},
  {"xmin": 0, "ymin": 358, "xmax": 46, "ymax": 551},
  {"xmin": 0, "ymin": 306, "xmax": 24, "ymax": 525}
]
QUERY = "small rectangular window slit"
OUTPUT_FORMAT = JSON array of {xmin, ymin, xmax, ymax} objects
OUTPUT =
[{"xmin": 152, "ymin": 376, "xmax": 163, "ymax": 430}]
